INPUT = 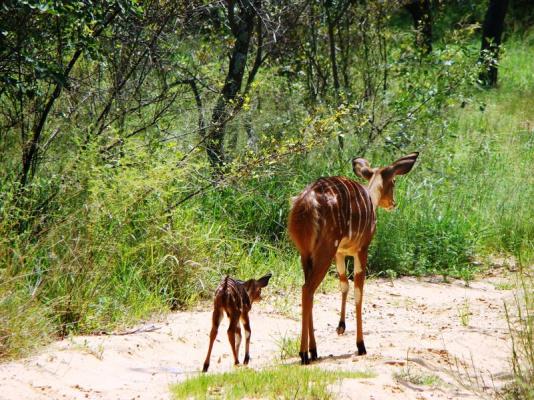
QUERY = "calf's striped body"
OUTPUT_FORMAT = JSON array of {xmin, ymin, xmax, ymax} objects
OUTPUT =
[
  {"xmin": 288, "ymin": 153, "xmax": 419, "ymax": 364},
  {"xmin": 202, "ymin": 273, "xmax": 271, "ymax": 372}
]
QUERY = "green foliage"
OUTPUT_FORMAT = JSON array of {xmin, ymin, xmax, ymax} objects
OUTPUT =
[
  {"xmin": 0, "ymin": 0, "xmax": 140, "ymax": 100},
  {"xmin": 504, "ymin": 266, "xmax": 534, "ymax": 400},
  {"xmin": 0, "ymin": 2, "xmax": 533, "ymax": 363},
  {"xmin": 171, "ymin": 365, "xmax": 376, "ymax": 400}
]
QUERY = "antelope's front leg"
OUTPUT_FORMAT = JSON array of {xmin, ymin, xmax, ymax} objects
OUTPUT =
[
  {"xmin": 241, "ymin": 313, "xmax": 251, "ymax": 364},
  {"xmin": 354, "ymin": 249, "xmax": 367, "ymax": 355},
  {"xmin": 335, "ymin": 253, "xmax": 349, "ymax": 335}
]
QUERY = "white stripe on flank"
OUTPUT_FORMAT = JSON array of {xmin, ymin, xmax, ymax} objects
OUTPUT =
[
  {"xmin": 326, "ymin": 184, "xmax": 340, "ymax": 234},
  {"xmin": 365, "ymin": 187, "xmax": 374, "ymax": 234},
  {"xmin": 360, "ymin": 185, "xmax": 370, "ymax": 243},
  {"xmin": 308, "ymin": 191, "xmax": 321, "ymax": 240},
  {"xmin": 339, "ymin": 179, "xmax": 353, "ymax": 239},
  {"xmin": 332, "ymin": 185, "xmax": 343, "ymax": 235},
  {"xmin": 353, "ymin": 181, "xmax": 365, "ymax": 242},
  {"xmin": 367, "ymin": 189, "xmax": 375, "ymax": 233},
  {"xmin": 353, "ymin": 184, "xmax": 365, "ymax": 244},
  {"xmin": 348, "ymin": 180, "xmax": 357, "ymax": 239}
]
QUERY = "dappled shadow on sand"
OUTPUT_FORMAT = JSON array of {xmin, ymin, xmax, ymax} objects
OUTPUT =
[{"xmin": 283, "ymin": 351, "xmax": 355, "ymax": 366}]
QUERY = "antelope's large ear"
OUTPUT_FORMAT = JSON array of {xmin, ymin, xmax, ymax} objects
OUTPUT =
[
  {"xmin": 352, "ymin": 158, "xmax": 374, "ymax": 181},
  {"xmin": 257, "ymin": 273, "xmax": 272, "ymax": 288},
  {"xmin": 386, "ymin": 152, "xmax": 419, "ymax": 177}
]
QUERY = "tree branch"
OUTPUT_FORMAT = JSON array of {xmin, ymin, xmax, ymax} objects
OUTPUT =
[{"xmin": 19, "ymin": 6, "xmax": 120, "ymax": 187}]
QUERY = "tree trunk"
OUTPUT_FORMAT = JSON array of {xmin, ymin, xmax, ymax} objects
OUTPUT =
[
  {"xmin": 325, "ymin": 8, "xmax": 340, "ymax": 101},
  {"xmin": 479, "ymin": 0, "xmax": 509, "ymax": 87},
  {"xmin": 405, "ymin": 0, "xmax": 432, "ymax": 55},
  {"xmin": 206, "ymin": 0, "xmax": 257, "ymax": 173},
  {"xmin": 325, "ymin": 0, "xmax": 344, "ymax": 149}
]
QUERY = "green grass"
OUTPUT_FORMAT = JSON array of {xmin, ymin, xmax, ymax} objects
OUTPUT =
[
  {"xmin": 171, "ymin": 365, "xmax": 376, "ymax": 400},
  {"xmin": 494, "ymin": 281, "xmax": 514, "ymax": 291},
  {"xmin": 504, "ymin": 265, "xmax": 534, "ymax": 400},
  {"xmin": 274, "ymin": 334, "xmax": 300, "ymax": 360},
  {"xmin": 457, "ymin": 299, "xmax": 471, "ymax": 327},
  {"xmin": 394, "ymin": 368, "xmax": 443, "ymax": 387}
]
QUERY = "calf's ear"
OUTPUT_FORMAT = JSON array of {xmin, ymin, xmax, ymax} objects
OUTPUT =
[{"xmin": 257, "ymin": 273, "xmax": 272, "ymax": 287}]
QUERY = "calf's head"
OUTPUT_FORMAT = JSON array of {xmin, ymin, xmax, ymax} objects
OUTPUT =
[{"xmin": 244, "ymin": 273, "xmax": 272, "ymax": 302}]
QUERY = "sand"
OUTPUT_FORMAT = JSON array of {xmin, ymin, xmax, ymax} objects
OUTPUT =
[{"xmin": 0, "ymin": 273, "xmax": 516, "ymax": 399}]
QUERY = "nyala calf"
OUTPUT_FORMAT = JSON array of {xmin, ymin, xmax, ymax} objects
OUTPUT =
[{"xmin": 202, "ymin": 273, "xmax": 272, "ymax": 372}]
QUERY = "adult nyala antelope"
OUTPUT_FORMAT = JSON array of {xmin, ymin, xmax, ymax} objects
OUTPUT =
[
  {"xmin": 202, "ymin": 273, "xmax": 272, "ymax": 372},
  {"xmin": 288, "ymin": 152, "xmax": 419, "ymax": 364}
]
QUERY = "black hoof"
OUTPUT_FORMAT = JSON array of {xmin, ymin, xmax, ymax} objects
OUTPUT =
[
  {"xmin": 202, "ymin": 363, "xmax": 209, "ymax": 372},
  {"xmin": 244, "ymin": 354, "xmax": 250, "ymax": 364},
  {"xmin": 336, "ymin": 321, "xmax": 346, "ymax": 335},
  {"xmin": 299, "ymin": 351, "xmax": 310, "ymax": 365},
  {"xmin": 357, "ymin": 341, "xmax": 367, "ymax": 356},
  {"xmin": 310, "ymin": 348, "xmax": 318, "ymax": 361}
]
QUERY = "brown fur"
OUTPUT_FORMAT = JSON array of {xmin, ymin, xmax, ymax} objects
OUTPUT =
[
  {"xmin": 288, "ymin": 153, "xmax": 419, "ymax": 364},
  {"xmin": 202, "ymin": 273, "xmax": 271, "ymax": 372}
]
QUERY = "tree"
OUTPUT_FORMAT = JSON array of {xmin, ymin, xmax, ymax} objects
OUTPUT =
[
  {"xmin": 0, "ymin": 1, "xmax": 137, "ymax": 189},
  {"xmin": 205, "ymin": 0, "xmax": 259, "ymax": 173},
  {"xmin": 405, "ymin": 0, "xmax": 432, "ymax": 55},
  {"xmin": 204, "ymin": 0, "xmax": 300, "ymax": 173},
  {"xmin": 479, "ymin": 0, "xmax": 509, "ymax": 87}
]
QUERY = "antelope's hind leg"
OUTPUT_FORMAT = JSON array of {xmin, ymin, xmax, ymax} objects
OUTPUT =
[
  {"xmin": 241, "ymin": 312, "xmax": 251, "ymax": 364},
  {"xmin": 203, "ymin": 308, "xmax": 223, "ymax": 372},
  {"xmin": 300, "ymin": 254, "xmax": 313, "ymax": 365},
  {"xmin": 227, "ymin": 311, "xmax": 241, "ymax": 366},
  {"xmin": 301, "ymin": 241, "xmax": 337, "ymax": 364},
  {"xmin": 235, "ymin": 323, "xmax": 242, "ymax": 361}
]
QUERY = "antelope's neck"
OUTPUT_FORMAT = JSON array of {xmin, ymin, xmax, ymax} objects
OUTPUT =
[{"xmin": 366, "ymin": 175, "xmax": 383, "ymax": 210}]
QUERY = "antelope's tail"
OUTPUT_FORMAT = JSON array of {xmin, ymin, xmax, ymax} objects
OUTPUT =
[{"xmin": 288, "ymin": 192, "xmax": 319, "ymax": 256}]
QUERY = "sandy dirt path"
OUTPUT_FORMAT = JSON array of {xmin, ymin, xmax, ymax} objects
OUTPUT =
[{"xmin": 0, "ymin": 275, "xmax": 515, "ymax": 400}]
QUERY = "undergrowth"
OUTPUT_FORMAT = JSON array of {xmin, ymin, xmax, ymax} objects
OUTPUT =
[{"xmin": 1, "ymin": 37, "xmax": 533, "ymax": 360}]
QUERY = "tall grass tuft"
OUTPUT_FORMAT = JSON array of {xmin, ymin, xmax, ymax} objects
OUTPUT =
[{"xmin": 504, "ymin": 264, "xmax": 534, "ymax": 400}]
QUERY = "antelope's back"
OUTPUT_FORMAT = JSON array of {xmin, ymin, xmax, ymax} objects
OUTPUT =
[
  {"xmin": 214, "ymin": 276, "xmax": 250, "ymax": 314},
  {"xmin": 288, "ymin": 177, "xmax": 375, "ymax": 253}
]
